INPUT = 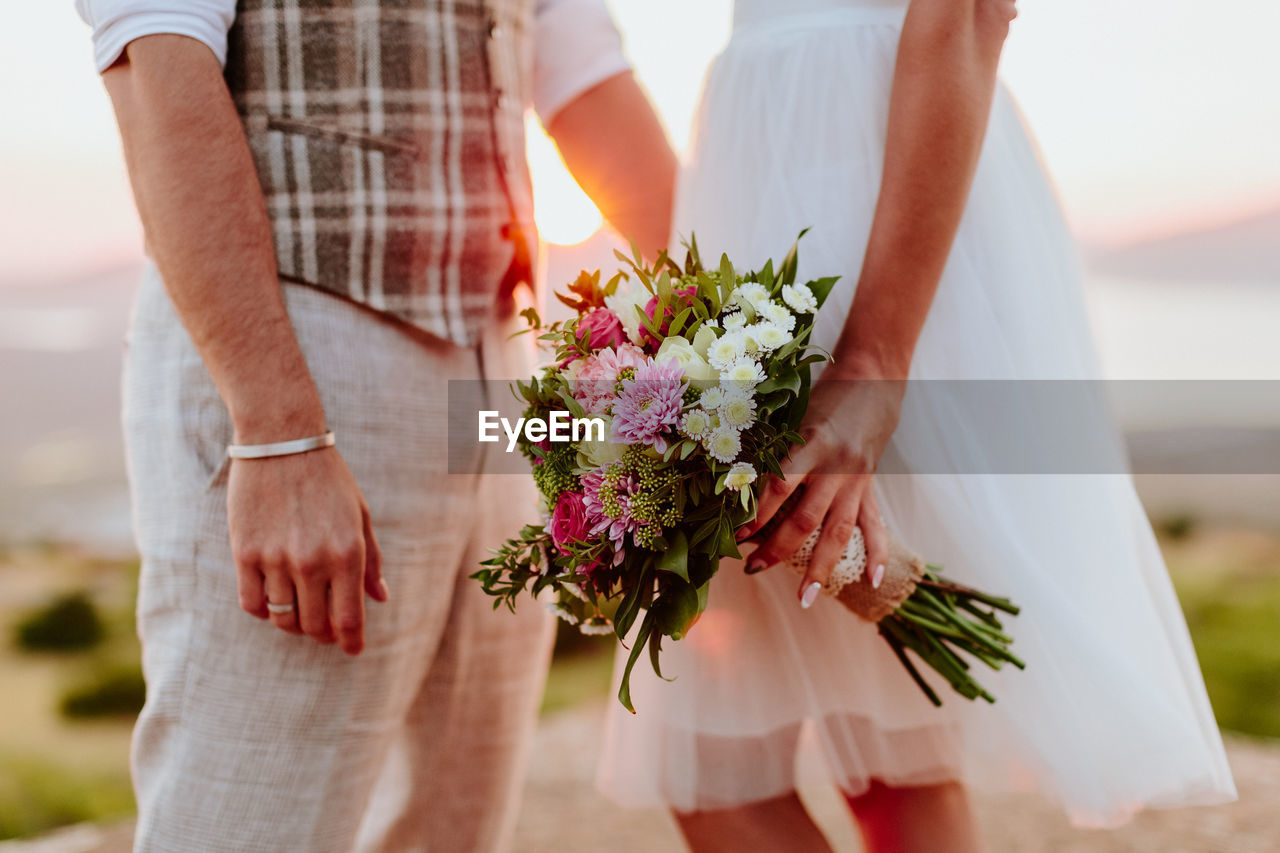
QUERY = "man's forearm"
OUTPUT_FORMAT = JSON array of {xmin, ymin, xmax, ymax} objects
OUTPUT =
[
  {"xmin": 547, "ymin": 72, "xmax": 677, "ymax": 257},
  {"xmin": 833, "ymin": 0, "xmax": 1014, "ymax": 379},
  {"xmin": 104, "ymin": 34, "xmax": 325, "ymax": 443}
]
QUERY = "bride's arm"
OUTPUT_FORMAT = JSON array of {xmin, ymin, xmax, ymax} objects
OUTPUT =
[
  {"xmin": 745, "ymin": 0, "xmax": 1018, "ymax": 602},
  {"xmin": 832, "ymin": 0, "xmax": 1017, "ymax": 378}
]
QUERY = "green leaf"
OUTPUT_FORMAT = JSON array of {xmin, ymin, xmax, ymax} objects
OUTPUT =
[
  {"xmin": 718, "ymin": 515, "xmax": 742, "ymax": 559},
  {"xmin": 618, "ymin": 611, "xmax": 655, "ymax": 713},
  {"xmin": 656, "ymin": 530, "xmax": 690, "ymax": 581},
  {"xmin": 679, "ymin": 439, "xmax": 697, "ymax": 460},
  {"xmin": 758, "ymin": 259, "xmax": 775, "ymax": 292},
  {"xmin": 667, "ymin": 306, "xmax": 692, "ymax": 338},
  {"xmin": 777, "ymin": 228, "xmax": 810, "ymax": 287},
  {"xmin": 718, "ymin": 253, "xmax": 736, "ymax": 305},
  {"xmin": 807, "ymin": 275, "xmax": 840, "ymax": 308},
  {"xmin": 653, "ymin": 577, "xmax": 701, "ymax": 641},
  {"xmin": 519, "ymin": 306, "xmax": 541, "ymax": 329},
  {"xmin": 614, "ymin": 560, "xmax": 651, "ymax": 640},
  {"xmin": 756, "ymin": 365, "xmax": 800, "ymax": 395}
]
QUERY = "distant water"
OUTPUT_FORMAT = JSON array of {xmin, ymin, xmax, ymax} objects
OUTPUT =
[{"xmin": 1, "ymin": 255, "xmax": 1277, "ymax": 550}]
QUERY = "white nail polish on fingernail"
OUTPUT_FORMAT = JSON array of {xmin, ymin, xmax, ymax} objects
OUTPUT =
[
  {"xmin": 872, "ymin": 563, "xmax": 885, "ymax": 589},
  {"xmin": 800, "ymin": 581, "xmax": 822, "ymax": 609}
]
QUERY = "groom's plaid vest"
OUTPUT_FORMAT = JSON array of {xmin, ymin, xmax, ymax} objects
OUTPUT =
[{"xmin": 224, "ymin": 0, "xmax": 535, "ymax": 346}]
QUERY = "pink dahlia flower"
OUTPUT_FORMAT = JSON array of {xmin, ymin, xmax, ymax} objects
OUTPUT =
[
  {"xmin": 582, "ymin": 465, "xmax": 644, "ymax": 563},
  {"xmin": 610, "ymin": 358, "xmax": 687, "ymax": 453},
  {"xmin": 568, "ymin": 343, "xmax": 647, "ymax": 416}
]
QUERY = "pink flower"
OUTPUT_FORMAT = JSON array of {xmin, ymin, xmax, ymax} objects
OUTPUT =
[
  {"xmin": 549, "ymin": 491, "xmax": 592, "ymax": 549},
  {"xmin": 568, "ymin": 343, "xmax": 647, "ymax": 416},
  {"xmin": 582, "ymin": 465, "xmax": 644, "ymax": 562},
  {"xmin": 576, "ymin": 309, "xmax": 627, "ymax": 351},
  {"xmin": 641, "ymin": 286, "xmax": 698, "ymax": 350},
  {"xmin": 610, "ymin": 358, "xmax": 687, "ymax": 453}
]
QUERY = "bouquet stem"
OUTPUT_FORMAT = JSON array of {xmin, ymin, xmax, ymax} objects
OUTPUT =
[{"xmin": 881, "ymin": 568, "xmax": 1025, "ymax": 706}]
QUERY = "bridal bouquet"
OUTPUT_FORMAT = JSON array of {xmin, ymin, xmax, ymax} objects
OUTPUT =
[{"xmin": 474, "ymin": 236, "xmax": 1023, "ymax": 711}]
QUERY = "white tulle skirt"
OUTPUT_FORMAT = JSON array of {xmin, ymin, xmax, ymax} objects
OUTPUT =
[{"xmin": 596, "ymin": 0, "xmax": 1236, "ymax": 827}]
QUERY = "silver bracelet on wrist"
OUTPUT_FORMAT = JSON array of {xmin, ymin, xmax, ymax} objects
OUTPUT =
[{"xmin": 226, "ymin": 431, "xmax": 336, "ymax": 460}]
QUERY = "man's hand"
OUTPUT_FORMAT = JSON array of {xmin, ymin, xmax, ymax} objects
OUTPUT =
[{"xmin": 230, "ymin": 448, "xmax": 386, "ymax": 655}]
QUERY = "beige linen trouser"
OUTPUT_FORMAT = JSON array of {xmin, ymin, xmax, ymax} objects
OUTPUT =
[{"xmin": 122, "ymin": 263, "xmax": 553, "ymax": 853}]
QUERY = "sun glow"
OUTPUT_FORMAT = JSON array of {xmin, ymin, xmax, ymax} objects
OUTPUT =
[{"xmin": 525, "ymin": 115, "xmax": 604, "ymax": 247}]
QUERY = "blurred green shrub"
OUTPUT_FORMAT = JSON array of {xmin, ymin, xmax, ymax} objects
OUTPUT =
[
  {"xmin": 0, "ymin": 754, "xmax": 134, "ymax": 840},
  {"xmin": 1179, "ymin": 572, "xmax": 1280, "ymax": 739},
  {"xmin": 14, "ymin": 591, "xmax": 105, "ymax": 653},
  {"xmin": 1158, "ymin": 513, "xmax": 1198, "ymax": 541},
  {"xmin": 60, "ymin": 663, "xmax": 146, "ymax": 719}
]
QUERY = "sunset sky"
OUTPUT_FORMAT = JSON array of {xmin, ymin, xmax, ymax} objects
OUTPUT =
[{"xmin": 3, "ymin": 0, "xmax": 1278, "ymax": 284}]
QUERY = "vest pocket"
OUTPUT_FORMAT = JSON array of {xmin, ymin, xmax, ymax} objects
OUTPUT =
[{"xmin": 262, "ymin": 115, "xmax": 421, "ymax": 158}]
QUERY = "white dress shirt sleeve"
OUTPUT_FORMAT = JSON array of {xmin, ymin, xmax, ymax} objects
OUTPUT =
[
  {"xmin": 74, "ymin": 0, "xmax": 238, "ymax": 72},
  {"xmin": 533, "ymin": 0, "xmax": 631, "ymax": 122}
]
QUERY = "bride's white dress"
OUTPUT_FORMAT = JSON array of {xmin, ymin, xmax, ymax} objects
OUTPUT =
[{"xmin": 596, "ymin": 0, "xmax": 1236, "ymax": 826}]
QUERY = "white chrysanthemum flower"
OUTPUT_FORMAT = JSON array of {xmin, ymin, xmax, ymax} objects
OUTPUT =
[
  {"xmin": 546, "ymin": 601, "xmax": 580, "ymax": 625},
  {"xmin": 579, "ymin": 617, "xmax": 615, "ymax": 636},
  {"xmin": 721, "ymin": 358, "xmax": 766, "ymax": 385},
  {"xmin": 699, "ymin": 385, "xmax": 727, "ymax": 410},
  {"xmin": 781, "ymin": 283, "xmax": 818, "ymax": 314},
  {"xmin": 760, "ymin": 301, "xmax": 796, "ymax": 332},
  {"xmin": 707, "ymin": 330, "xmax": 748, "ymax": 370},
  {"xmin": 750, "ymin": 321, "xmax": 792, "ymax": 352},
  {"xmin": 724, "ymin": 461, "xmax": 758, "ymax": 491},
  {"xmin": 704, "ymin": 425, "xmax": 743, "ymax": 463},
  {"xmin": 720, "ymin": 396, "xmax": 757, "ymax": 430},
  {"xmin": 733, "ymin": 282, "xmax": 769, "ymax": 311},
  {"xmin": 680, "ymin": 408, "xmax": 714, "ymax": 440},
  {"xmin": 722, "ymin": 311, "xmax": 747, "ymax": 331},
  {"xmin": 719, "ymin": 379, "xmax": 754, "ymax": 404}
]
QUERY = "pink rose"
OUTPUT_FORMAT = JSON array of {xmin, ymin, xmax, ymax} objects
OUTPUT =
[
  {"xmin": 577, "ymin": 309, "xmax": 627, "ymax": 351},
  {"xmin": 550, "ymin": 491, "xmax": 592, "ymax": 549},
  {"xmin": 641, "ymin": 286, "xmax": 698, "ymax": 350}
]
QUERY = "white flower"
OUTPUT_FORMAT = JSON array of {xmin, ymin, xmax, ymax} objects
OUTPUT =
[
  {"xmin": 724, "ymin": 461, "xmax": 758, "ymax": 491},
  {"xmin": 719, "ymin": 379, "xmax": 754, "ymax": 404},
  {"xmin": 577, "ymin": 416, "xmax": 627, "ymax": 468},
  {"xmin": 721, "ymin": 358, "xmax": 766, "ymax": 385},
  {"xmin": 579, "ymin": 617, "xmax": 615, "ymax": 636},
  {"xmin": 656, "ymin": 336, "xmax": 717, "ymax": 382},
  {"xmin": 707, "ymin": 330, "xmax": 749, "ymax": 370},
  {"xmin": 604, "ymin": 280, "xmax": 651, "ymax": 345},
  {"xmin": 733, "ymin": 282, "xmax": 770, "ymax": 312},
  {"xmin": 699, "ymin": 385, "xmax": 726, "ymax": 410},
  {"xmin": 720, "ymin": 396, "xmax": 757, "ymax": 429},
  {"xmin": 759, "ymin": 301, "xmax": 796, "ymax": 332},
  {"xmin": 781, "ymin": 283, "xmax": 818, "ymax": 314},
  {"xmin": 680, "ymin": 408, "xmax": 714, "ymax": 440},
  {"xmin": 704, "ymin": 425, "xmax": 743, "ymax": 463},
  {"xmin": 692, "ymin": 323, "xmax": 718, "ymax": 358},
  {"xmin": 750, "ymin": 322, "xmax": 792, "ymax": 352},
  {"xmin": 722, "ymin": 311, "xmax": 747, "ymax": 331}
]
